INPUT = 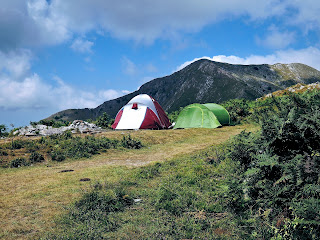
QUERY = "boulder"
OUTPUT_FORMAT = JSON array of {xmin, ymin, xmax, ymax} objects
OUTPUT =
[{"xmin": 15, "ymin": 120, "xmax": 102, "ymax": 136}]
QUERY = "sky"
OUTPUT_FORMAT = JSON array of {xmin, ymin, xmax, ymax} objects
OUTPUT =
[{"xmin": 1, "ymin": 0, "xmax": 320, "ymax": 128}]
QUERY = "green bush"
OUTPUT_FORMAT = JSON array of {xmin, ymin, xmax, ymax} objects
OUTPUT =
[
  {"xmin": 93, "ymin": 112, "xmax": 114, "ymax": 129},
  {"xmin": 0, "ymin": 150, "xmax": 8, "ymax": 156},
  {"xmin": 0, "ymin": 124, "xmax": 8, "ymax": 137},
  {"xmin": 221, "ymin": 99, "xmax": 252, "ymax": 124},
  {"xmin": 29, "ymin": 152, "xmax": 45, "ymax": 163},
  {"xmin": 50, "ymin": 150, "xmax": 66, "ymax": 162},
  {"xmin": 225, "ymin": 91, "xmax": 320, "ymax": 239},
  {"xmin": 10, "ymin": 158, "xmax": 29, "ymax": 168},
  {"xmin": 121, "ymin": 135, "xmax": 143, "ymax": 149},
  {"xmin": 10, "ymin": 139, "xmax": 25, "ymax": 149},
  {"xmin": 167, "ymin": 107, "xmax": 183, "ymax": 123},
  {"xmin": 47, "ymin": 134, "xmax": 141, "ymax": 161},
  {"xmin": 30, "ymin": 119, "xmax": 70, "ymax": 128}
]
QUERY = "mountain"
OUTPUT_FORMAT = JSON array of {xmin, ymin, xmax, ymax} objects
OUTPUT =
[{"xmin": 47, "ymin": 59, "xmax": 320, "ymax": 121}]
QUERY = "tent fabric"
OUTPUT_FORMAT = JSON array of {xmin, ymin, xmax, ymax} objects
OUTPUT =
[
  {"xmin": 111, "ymin": 94, "xmax": 171, "ymax": 130},
  {"xmin": 173, "ymin": 104, "xmax": 222, "ymax": 129},
  {"xmin": 173, "ymin": 103, "xmax": 230, "ymax": 129},
  {"xmin": 202, "ymin": 103, "xmax": 230, "ymax": 125}
]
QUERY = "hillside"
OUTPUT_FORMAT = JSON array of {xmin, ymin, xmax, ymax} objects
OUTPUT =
[
  {"xmin": 47, "ymin": 59, "xmax": 320, "ymax": 121},
  {"xmin": 1, "ymin": 89, "xmax": 319, "ymax": 239},
  {"xmin": 0, "ymin": 124, "xmax": 256, "ymax": 239}
]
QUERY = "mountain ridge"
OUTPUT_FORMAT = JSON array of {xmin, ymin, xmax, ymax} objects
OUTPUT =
[{"xmin": 47, "ymin": 59, "xmax": 320, "ymax": 121}]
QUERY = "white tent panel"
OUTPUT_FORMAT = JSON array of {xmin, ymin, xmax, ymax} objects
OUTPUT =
[
  {"xmin": 128, "ymin": 94, "xmax": 160, "ymax": 119},
  {"xmin": 115, "ymin": 104, "xmax": 147, "ymax": 130}
]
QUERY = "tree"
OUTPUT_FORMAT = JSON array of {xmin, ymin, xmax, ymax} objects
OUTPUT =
[{"xmin": 94, "ymin": 113, "xmax": 114, "ymax": 129}]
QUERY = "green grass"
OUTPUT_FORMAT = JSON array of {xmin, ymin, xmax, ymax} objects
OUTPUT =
[
  {"xmin": 0, "ymin": 125, "xmax": 255, "ymax": 240},
  {"xmin": 44, "ymin": 145, "xmax": 251, "ymax": 239}
]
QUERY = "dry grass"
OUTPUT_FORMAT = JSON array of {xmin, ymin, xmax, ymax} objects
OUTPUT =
[{"xmin": 0, "ymin": 124, "xmax": 257, "ymax": 239}]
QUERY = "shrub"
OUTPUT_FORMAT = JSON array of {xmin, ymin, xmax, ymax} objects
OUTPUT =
[
  {"xmin": 221, "ymin": 99, "xmax": 252, "ymax": 124},
  {"xmin": 93, "ymin": 112, "xmax": 114, "ymax": 129},
  {"xmin": 29, "ymin": 152, "xmax": 45, "ymax": 163},
  {"xmin": 50, "ymin": 150, "xmax": 66, "ymax": 162},
  {"xmin": 10, "ymin": 158, "xmax": 29, "ymax": 168},
  {"xmin": 0, "ymin": 150, "xmax": 8, "ymax": 156},
  {"xmin": 121, "ymin": 135, "xmax": 143, "ymax": 149},
  {"xmin": 31, "ymin": 119, "xmax": 70, "ymax": 128},
  {"xmin": 226, "ymin": 91, "xmax": 320, "ymax": 239},
  {"xmin": 25, "ymin": 141, "xmax": 40, "ymax": 153},
  {"xmin": 0, "ymin": 124, "xmax": 8, "ymax": 137},
  {"xmin": 167, "ymin": 107, "xmax": 183, "ymax": 123},
  {"xmin": 10, "ymin": 139, "xmax": 24, "ymax": 149}
]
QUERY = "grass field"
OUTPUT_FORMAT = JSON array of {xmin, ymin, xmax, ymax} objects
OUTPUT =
[{"xmin": 0, "ymin": 124, "xmax": 258, "ymax": 239}]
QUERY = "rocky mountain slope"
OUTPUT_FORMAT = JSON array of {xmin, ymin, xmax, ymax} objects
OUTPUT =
[{"xmin": 47, "ymin": 59, "xmax": 320, "ymax": 121}]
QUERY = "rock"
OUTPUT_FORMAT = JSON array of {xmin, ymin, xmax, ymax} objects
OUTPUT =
[
  {"xmin": 15, "ymin": 120, "xmax": 103, "ymax": 136},
  {"xmin": 79, "ymin": 178, "xmax": 91, "ymax": 181},
  {"xmin": 59, "ymin": 169, "xmax": 74, "ymax": 173}
]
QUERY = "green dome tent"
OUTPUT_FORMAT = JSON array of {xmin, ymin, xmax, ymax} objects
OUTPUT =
[
  {"xmin": 173, "ymin": 103, "xmax": 230, "ymax": 129},
  {"xmin": 202, "ymin": 103, "xmax": 230, "ymax": 125}
]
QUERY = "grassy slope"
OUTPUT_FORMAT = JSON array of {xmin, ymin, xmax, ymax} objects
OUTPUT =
[{"xmin": 0, "ymin": 124, "xmax": 257, "ymax": 240}]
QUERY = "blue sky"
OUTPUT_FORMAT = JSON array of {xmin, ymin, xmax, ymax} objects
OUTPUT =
[{"xmin": 1, "ymin": 0, "xmax": 320, "ymax": 128}]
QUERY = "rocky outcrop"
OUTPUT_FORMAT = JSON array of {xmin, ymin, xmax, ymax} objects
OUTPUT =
[
  {"xmin": 14, "ymin": 120, "xmax": 102, "ymax": 136},
  {"xmin": 262, "ymin": 82, "xmax": 320, "ymax": 99}
]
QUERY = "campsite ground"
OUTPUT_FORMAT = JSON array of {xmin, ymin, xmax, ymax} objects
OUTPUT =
[{"xmin": 0, "ymin": 124, "xmax": 257, "ymax": 240}]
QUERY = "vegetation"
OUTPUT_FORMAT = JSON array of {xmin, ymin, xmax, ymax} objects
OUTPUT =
[
  {"xmin": 93, "ymin": 112, "xmax": 114, "ymax": 129},
  {"xmin": 0, "ymin": 133, "xmax": 143, "ymax": 168},
  {"xmin": 225, "ymin": 90, "xmax": 320, "ymax": 239},
  {"xmin": 167, "ymin": 107, "xmax": 183, "ymax": 123},
  {"xmin": 10, "ymin": 157, "xmax": 29, "ymax": 168},
  {"xmin": 86, "ymin": 112, "xmax": 115, "ymax": 129},
  {"xmin": 30, "ymin": 119, "xmax": 70, "ymax": 128},
  {"xmin": 43, "ymin": 89, "xmax": 320, "ymax": 239},
  {"xmin": 0, "ymin": 124, "xmax": 8, "ymax": 137},
  {"xmin": 221, "ymin": 98, "xmax": 252, "ymax": 124}
]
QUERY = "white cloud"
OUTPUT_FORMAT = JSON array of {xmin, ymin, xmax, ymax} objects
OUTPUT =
[
  {"xmin": 0, "ymin": 49, "xmax": 127, "ymax": 112},
  {"xmin": 122, "ymin": 57, "xmax": 138, "ymax": 76},
  {"xmin": 0, "ymin": 0, "xmax": 319, "ymax": 51},
  {"xmin": 256, "ymin": 25, "xmax": 296, "ymax": 49},
  {"xmin": 0, "ymin": 0, "xmax": 70, "ymax": 51},
  {"xmin": 145, "ymin": 63, "xmax": 158, "ymax": 73},
  {"xmin": 0, "ymin": 0, "xmax": 289, "ymax": 50},
  {"xmin": 177, "ymin": 47, "xmax": 320, "ymax": 71},
  {"xmin": 48, "ymin": 0, "xmax": 288, "ymax": 44},
  {"xmin": 0, "ymin": 49, "xmax": 32, "ymax": 79},
  {"xmin": 97, "ymin": 89, "xmax": 123, "ymax": 102},
  {"xmin": 287, "ymin": 1, "xmax": 320, "ymax": 32},
  {"xmin": 121, "ymin": 90, "xmax": 131, "ymax": 95},
  {"xmin": 0, "ymin": 74, "xmax": 127, "ymax": 111},
  {"xmin": 0, "ymin": 74, "xmax": 129, "ymax": 127},
  {"xmin": 70, "ymin": 38, "xmax": 94, "ymax": 54}
]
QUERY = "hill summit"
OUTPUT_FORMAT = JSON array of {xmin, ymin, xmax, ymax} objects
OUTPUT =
[{"xmin": 47, "ymin": 59, "xmax": 320, "ymax": 121}]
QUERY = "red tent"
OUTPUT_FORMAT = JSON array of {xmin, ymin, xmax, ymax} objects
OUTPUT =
[{"xmin": 112, "ymin": 94, "xmax": 171, "ymax": 130}]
